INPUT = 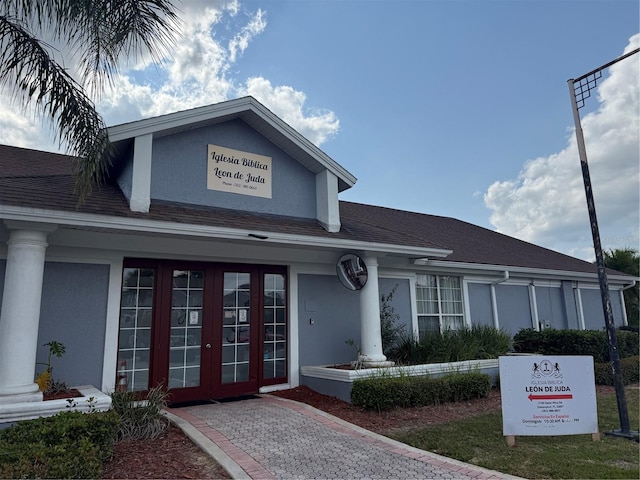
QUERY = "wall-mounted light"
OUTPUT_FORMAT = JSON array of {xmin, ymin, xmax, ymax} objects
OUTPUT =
[
  {"xmin": 248, "ymin": 233, "xmax": 269, "ymax": 240},
  {"xmin": 411, "ymin": 258, "xmax": 430, "ymax": 266}
]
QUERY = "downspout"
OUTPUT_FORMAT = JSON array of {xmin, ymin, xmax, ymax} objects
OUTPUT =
[
  {"xmin": 620, "ymin": 281, "xmax": 637, "ymax": 327},
  {"xmin": 490, "ymin": 271, "xmax": 509, "ymax": 329},
  {"xmin": 529, "ymin": 283, "xmax": 540, "ymax": 331},
  {"xmin": 574, "ymin": 285, "xmax": 586, "ymax": 330}
]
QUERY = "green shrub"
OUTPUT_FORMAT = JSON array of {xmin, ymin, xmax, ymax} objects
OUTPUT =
[
  {"xmin": 0, "ymin": 410, "xmax": 119, "ymax": 479},
  {"xmin": 110, "ymin": 385, "xmax": 169, "ymax": 440},
  {"xmin": 444, "ymin": 372, "xmax": 493, "ymax": 402},
  {"xmin": 513, "ymin": 328, "xmax": 639, "ymax": 362},
  {"xmin": 380, "ymin": 285, "xmax": 406, "ymax": 356},
  {"xmin": 0, "ymin": 438, "xmax": 102, "ymax": 479},
  {"xmin": 389, "ymin": 325, "xmax": 511, "ymax": 364},
  {"xmin": 594, "ymin": 356, "xmax": 640, "ymax": 385},
  {"xmin": 351, "ymin": 372, "xmax": 491, "ymax": 411}
]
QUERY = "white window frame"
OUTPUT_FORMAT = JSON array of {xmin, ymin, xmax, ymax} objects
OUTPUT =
[{"xmin": 416, "ymin": 274, "xmax": 466, "ymax": 338}]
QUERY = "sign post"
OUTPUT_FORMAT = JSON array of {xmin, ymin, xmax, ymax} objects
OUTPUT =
[{"xmin": 500, "ymin": 355, "xmax": 599, "ymax": 446}]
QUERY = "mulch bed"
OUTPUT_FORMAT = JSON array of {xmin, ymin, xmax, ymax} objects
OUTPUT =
[{"xmin": 102, "ymin": 424, "xmax": 231, "ymax": 479}]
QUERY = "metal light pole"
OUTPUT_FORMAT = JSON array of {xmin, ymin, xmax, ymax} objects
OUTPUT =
[{"xmin": 567, "ymin": 47, "xmax": 639, "ymax": 440}]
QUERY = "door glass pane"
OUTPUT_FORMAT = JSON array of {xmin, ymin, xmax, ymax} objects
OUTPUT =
[
  {"xmin": 221, "ymin": 272, "xmax": 250, "ymax": 384},
  {"xmin": 263, "ymin": 273, "xmax": 287, "ymax": 381},
  {"xmin": 169, "ymin": 270, "xmax": 203, "ymax": 389},
  {"xmin": 117, "ymin": 267, "xmax": 155, "ymax": 392}
]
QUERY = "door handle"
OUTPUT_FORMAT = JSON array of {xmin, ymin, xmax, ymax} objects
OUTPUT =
[{"xmin": 205, "ymin": 343, "xmax": 212, "ymax": 349}]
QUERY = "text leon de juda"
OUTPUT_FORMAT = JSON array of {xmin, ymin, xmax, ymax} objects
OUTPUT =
[{"xmin": 210, "ymin": 151, "xmax": 268, "ymax": 184}]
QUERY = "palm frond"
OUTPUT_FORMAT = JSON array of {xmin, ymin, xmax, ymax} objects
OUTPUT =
[{"xmin": 0, "ymin": 14, "xmax": 112, "ymax": 202}]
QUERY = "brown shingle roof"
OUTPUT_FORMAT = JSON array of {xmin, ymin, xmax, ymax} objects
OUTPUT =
[
  {"xmin": 339, "ymin": 202, "xmax": 604, "ymax": 274},
  {"xmin": 0, "ymin": 144, "xmax": 443, "ymax": 249},
  {"xmin": 0, "ymin": 144, "xmax": 626, "ymax": 277}
]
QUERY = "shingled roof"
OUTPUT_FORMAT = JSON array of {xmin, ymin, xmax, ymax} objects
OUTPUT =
[{"xmin": 0, "ymin": 144, "xmax": 630, "ymax": 278}]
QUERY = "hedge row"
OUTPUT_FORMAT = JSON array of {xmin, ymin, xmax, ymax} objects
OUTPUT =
[
  {"xmin": 594, "ymin": 356, "xmax": 640, "ymax": 386},
  {"xmin": 0, "ymin": 410, "xmax": 120, "ymax": 479},
  {"xmin": 513, "ymin": 328, "xmax": 639, "ymax": 363},
  {"xmin": 351, "ymin": 372, "xmax": 491, "ymax": 411}
]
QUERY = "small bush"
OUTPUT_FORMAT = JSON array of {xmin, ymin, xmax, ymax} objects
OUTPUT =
[
  {"xmin": 351, "ymin": 372, "xmax": 491, "ymax": 411},
  {"xmin": 110, "ymin": 386, "xmax": 169, "ymax": 440},
  {"xmin": 0, "ymin": 437, "xmax": 102, "ymax": 479},
  {"xmin": 0, "ymin": 410, "xmax": 119, "ymax": 479},
  {"xmin": 594, "ymin": 356, "xmax": 640, "ymax": 385},
  {"xmin": 444, "ymin": 372, "xmax": 493, "ymax": 402},
  {"xmin": 380, "ymin": 285, "xmax": 406, "ymax": 356},
  {"xmin": 513, "ymin": 328, "xmax": 639, "ymax": 362},
  {"xmin": 389, "ymin": 325, "xmax": 511, "ymax": 364}
]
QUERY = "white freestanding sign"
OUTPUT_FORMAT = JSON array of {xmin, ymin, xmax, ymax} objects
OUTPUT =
[{"xmin": 499, "ymin": 355, "xmax": 598, "ymax": 437}]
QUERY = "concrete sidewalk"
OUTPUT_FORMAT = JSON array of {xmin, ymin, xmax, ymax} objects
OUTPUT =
[{"xmin": 166, "ymin": 395, "xmax": 520, "ymax": 480}]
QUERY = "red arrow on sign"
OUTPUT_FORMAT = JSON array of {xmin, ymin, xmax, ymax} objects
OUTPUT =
[{"xmin": 528, "ymin": 394, "xmax": 573, "ymax": 401}]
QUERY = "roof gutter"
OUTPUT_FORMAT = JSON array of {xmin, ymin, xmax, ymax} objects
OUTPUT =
[
  {"xmin": 422, "ymin": 259, "xmax": 634, "ymax": 284},
  {"xmin": 622, "ymin": 280, "xmax": 637, "ymax": 291},
  {"xmin": 491, "ymin": 270, "xmax": 510, "ymax": 286}
]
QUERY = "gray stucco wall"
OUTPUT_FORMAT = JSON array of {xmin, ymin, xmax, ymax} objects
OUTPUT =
[
  {"xmin": 0, "ymin": 260, "xmax": 4, "ymax": 306},
  {"xmin": 36, "ymin": 262, "xmax": 110, "ymax": 388},
  {"xmin": 495, "ymin": 285, "xmax": 533, "ymax": 336},
  {"xmin": 467, "ymin": 283, "xmax": 494, "ymax": 328},
  {"xmin": 561, "ymin": 281, "xmax": 581, "ymax": 329},
  {"xmin": 581, "ymin": 288, "xmax": 624, "ymax": 330},
  {"xmin": 298, "ymin": 274, "xmax": 361, "ymax": 366},
  {"xmin": 297, "ymin": 275, "xmax": 411, "ymax": 367},
  {"xmin": 116, "ymin": 156, "xmax": 134, "ymax": 203},
  {"xmin": 536, "ymin": 287, "xmax": 566, "ymax": 330},
  {"xmin": 150, "ymin": 120, "xmax": 317, "ymax": 218}
]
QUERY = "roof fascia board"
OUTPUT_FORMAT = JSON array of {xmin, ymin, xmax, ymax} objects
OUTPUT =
[
  {"xmin": 107, "ymin": 97, "xmax": 356, "ymax": 188},
  {"xmin": 425, "ymin": 259, "xmax": 634, "ymax": 283},
  {"xmin": 0, "ymin": 205, "xmax": 451, "ymax": 258},
  {"xmin": 107, "ymin": 97, "xmax": 253, "ymax": 141},
  {"xmin": 248, "ymin": 100, "xmax": 356, "ymax": 187}
]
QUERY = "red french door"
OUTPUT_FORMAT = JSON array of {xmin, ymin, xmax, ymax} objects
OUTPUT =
[{"xmin": 117, "ymin": 259, "xmax": 287, "ymax": 404}]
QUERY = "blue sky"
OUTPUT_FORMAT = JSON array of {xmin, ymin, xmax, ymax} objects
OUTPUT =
[{"xmin": 1, "ymin": 0, "xmax": 638, "ymax": 261}]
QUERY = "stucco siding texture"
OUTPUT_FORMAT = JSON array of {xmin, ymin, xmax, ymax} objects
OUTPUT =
[
  {"xmin": 467, "ymin": 283, "xmax": 494, "ymax": 328},
  {"xmin": 495, "ymin": 285, "xmax": 534, "ymax": 336},
  {"xmin": 36, "ymin": 262, "xmax": 110, "ymax": 388},
  {"xmin": 298, "ymin": 274, "xmax": 361, "ymax": 366},
  {"xmin": 150, "ymin": 120, "xmax": 317, "ymax": 218}
]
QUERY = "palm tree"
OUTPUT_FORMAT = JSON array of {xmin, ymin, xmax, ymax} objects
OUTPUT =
[
  {"xmin": 0, "ymin": 0, "xmax": 179, "ymax": 201},
  {"xmin": 604, "ymin": 248, "xmax": 639, "ymax": 326}
]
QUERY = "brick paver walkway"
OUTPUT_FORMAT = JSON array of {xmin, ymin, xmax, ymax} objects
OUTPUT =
[{"xmin": 169, "ymin": 395, "xmax": 520, "ymax": 480}]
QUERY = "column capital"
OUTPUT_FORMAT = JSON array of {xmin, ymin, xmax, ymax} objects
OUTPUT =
[{"xmin": 4, "ymin": 220, "xmax": 58, "ymax": 234}]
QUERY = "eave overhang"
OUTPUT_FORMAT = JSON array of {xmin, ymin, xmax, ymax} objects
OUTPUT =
[
  {"xmin": 0, "ymin": 205, "xmax": 452, "ymax": 259},
  {"xmin": 420, "ymin": 259, "xmax": 636, "ymax": 285}
]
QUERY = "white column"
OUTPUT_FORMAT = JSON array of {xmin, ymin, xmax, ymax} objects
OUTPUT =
[
  {"xmin": 358, "ymin": 255, "xmax": 393, "ymax": 366},
  {"xmin": 0, "ymin": 225, "xmax": 55, "ymax": 403}
]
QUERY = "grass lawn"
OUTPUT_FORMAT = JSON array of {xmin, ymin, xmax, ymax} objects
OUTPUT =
[{"xmin": 392, "ymin": 386, "xmax": 639, "ymax": 479}]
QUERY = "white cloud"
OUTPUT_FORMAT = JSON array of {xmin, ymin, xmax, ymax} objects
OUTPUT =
[
  {"xmin": 241, "ymin": 77, "xmax": 340, "ymax": 146},
  {"xmin": 484, "ymin": 34, "xmax": 640, "ymax": 261},
  {"xmin": 0, "ymin": 101, "xmax": 58, "ymax": 152},
  {"xmin": 0, "ymin": 1, "xmax": 339, "ymax": 154}
]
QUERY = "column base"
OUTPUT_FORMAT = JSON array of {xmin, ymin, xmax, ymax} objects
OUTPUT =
[
  {"xmin": 0, "ymin": 390, "xmax": 43, "ymax": 405},
  {"xmin": 359, "ymin": 355, "xmax": 395, "ymax": 368}
]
